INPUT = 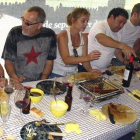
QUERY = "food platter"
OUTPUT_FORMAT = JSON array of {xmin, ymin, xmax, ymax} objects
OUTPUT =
[
  {"xmin": 78, "ymin": 77, "xmax": 123, "ymax": 102},
  {"xmin": 109, "ymin": 66, "xmax": 125, "ymax": 78},
  {"xmin": 20, "ymin": 121, "xmax": 62, "ymax": 140},
  {"xmin": 102, "ymin": 103, "xmax": 137, "ymax": 125},
  {"xmin": 36, "ymin": 80, "xmax": 66, "ymax": 95},
  {"xmin": 74, "ymin": 72, "xmax": 99, "ymax": 81}
]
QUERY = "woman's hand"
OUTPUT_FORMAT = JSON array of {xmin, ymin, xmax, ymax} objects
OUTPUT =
[
  {"xmin": 88, "ymin": 50, "xmax": 101, "ymax": 61},
  {"xmin": 90, "ymin": 69, "xmax": 102, "ymax": 76}
]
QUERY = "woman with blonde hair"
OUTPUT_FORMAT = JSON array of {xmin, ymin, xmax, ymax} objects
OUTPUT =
[{"xmin": 50, "ymin": 8, "xmax": 101, "ymax": 78}]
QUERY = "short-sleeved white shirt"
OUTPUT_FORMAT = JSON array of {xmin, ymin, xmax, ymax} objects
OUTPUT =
[
  {"xmin": 88, "ymin": 20, "xmax": 121, "ymax": 70},
  {"xmin": 121, "ymin": 19, "xmax": 140, "ymax": 48}
]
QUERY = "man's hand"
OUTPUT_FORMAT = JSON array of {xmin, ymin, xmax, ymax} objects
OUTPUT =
[
  {"xmin": 88, "ymin": 50, "xmax": 101, "ymax": 61},
  {"xmin": 13, "ymin": 77, "xmax": 26, "ymax": 83},
  {"xmin": 0, "ymin": 78, "xmax": 7, "ymax": 87},
  {"xmin": 121, "ymin": 44, "xmax": 136, "ymax": 59}
]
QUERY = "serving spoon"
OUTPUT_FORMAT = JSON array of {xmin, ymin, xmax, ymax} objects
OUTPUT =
[{"xmin": 51, "ymin": 77, "xmax": 57, "ymax": 103}]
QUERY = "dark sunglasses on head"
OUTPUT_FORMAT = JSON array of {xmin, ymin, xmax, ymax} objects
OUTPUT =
[
  {"xmin": 73, "ymin": 49, "xmax": 78, "ymax": 57},
  {"xmin": 21, "ymin": 16, "xmax": 41, "ymax": 26}
]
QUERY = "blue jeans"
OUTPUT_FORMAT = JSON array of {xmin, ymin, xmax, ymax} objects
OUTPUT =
[
  {"xmin": 78, "ymin": 64, "xmax": 87, "ymax": 72},
  {"xmin": 111, "ymin": 58, "xmax": 124, "ymax": 66},
  {"xmin": 49, "ymin": 73, "xmax": 63, "ymax": 79}
]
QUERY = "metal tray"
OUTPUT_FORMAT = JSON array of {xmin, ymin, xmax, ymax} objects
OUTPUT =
[{"xmin": 78, "ymin": 77, "xmax": 123, "ymax": 102}]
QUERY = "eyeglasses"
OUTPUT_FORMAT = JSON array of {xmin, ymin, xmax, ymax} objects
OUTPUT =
[
  {"xmin": 21, "ymin": 16, "xmax": 41, "ymax": 26},
  {"xmin": 73, "ymin": 49, "xmax": 78, "ymax": 57}
]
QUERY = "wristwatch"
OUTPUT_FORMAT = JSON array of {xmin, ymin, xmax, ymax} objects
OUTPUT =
[{"xmin": 0, "ymin": 75, "xmax": 5, "ymax": 78}]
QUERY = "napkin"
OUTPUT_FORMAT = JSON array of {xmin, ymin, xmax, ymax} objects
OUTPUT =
[
  {"xmin": 65, "ymin": 124, "xmax": 82, "ymax": 134},
  {"xmin": 133, "ymin": 90, "xmax": 140, "ymax": 96},
  {"xmin": 137, "ymin": 74, "xmax": 140, "ymax": 78},
  {"xmin": 6, "ymin": 134, "xmax": 16, "ymax": 140},
  {"xmin": 128, "ymin": 90, "xmax": 140, "ymax": 102},
  {"xmin": 90, "ymin": 109, "xmax": 106, "ymax": 121},
  {"xmin": 128, "ymin": 93, "xmax": 140, "ymax": 102}
]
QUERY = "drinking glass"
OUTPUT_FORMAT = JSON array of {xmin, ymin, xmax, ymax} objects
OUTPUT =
[
  {"xmin": 104, "ymin": 70, "xmax": 114, "ymax": 80},
  {"xmin": 0, "ymin": 101, "xmax": 11, "ymax": 127},
  {"xmin": 62, "ymin": 71, "xmax": 75, "ymax": 86},
  {"xmin": 4, "ymin": 78, "xmax": 15, "ymax": 96},
  {"xmin": 14, "ymin": 87, "xmax": 30, "ymax": 115},
  {"xmin": 82, "ymin": 92, "xmax": 92, "ymax": 113},
  {"xmin": 80, "ymin": 90, "xmax": 95, "ymax": 113},
  {"xmin": 106, "ymin": 63, "xmax": 113, "ymax": 80}
]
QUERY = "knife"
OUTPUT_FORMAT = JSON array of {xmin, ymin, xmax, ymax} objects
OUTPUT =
[
  {"xmin": 126, "ymin": 89, "xmax": 140, "ymax": 100},
  {"xmin": 108, "ymin": 106, "xmax": 115, "ymax": 124}
]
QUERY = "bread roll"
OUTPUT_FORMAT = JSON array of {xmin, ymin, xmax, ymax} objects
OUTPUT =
[
  {"xmin": 30, "ymin": 107, "xmax": 44, "ymax": 118},
  {"xmin": 6, "ymin": 135, "xmax": 16, "ymax": 140},
  {"xmin": 0, "ymin": 126, "xmax": 4, "ymax": 137}
]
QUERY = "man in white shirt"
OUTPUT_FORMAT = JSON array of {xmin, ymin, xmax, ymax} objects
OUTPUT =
[
  {"xmin": 114, "ymin": 3, "xmax": 140, "ymax": 65},
  {"xmin": 88, "ymin": 7, "xmax": 136, "ymax": 70}
]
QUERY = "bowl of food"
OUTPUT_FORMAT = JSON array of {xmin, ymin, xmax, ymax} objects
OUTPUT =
[
  {"xmin": 50, "ymin": 100, "xmax": 68, "ymax": 117},
  {"xmin": 30, "ymin": 88, "xmax": 44, "ymax": 103}
]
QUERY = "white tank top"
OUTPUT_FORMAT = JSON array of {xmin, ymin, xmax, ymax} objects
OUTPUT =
[{"xmin": 52, "ymin": 28, "xmax": 84, "ymax": 76}]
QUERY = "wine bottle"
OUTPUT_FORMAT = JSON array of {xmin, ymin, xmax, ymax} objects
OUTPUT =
[
  {"xmin": 122, "ymin": 55, "xmax": 134, "ymax": 87},
  {"xmin": 65, "ymin": 84, "xmax": 73, "ymax": 111}
]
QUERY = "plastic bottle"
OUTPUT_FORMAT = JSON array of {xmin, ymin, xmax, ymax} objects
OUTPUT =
[{"xmin": 65, "ymin": 84, "xmax": 73, "ymax": 111}]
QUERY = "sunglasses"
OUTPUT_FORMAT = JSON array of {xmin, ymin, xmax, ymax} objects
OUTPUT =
[
  {"xmin": 73, "ymin": 49, "xmax": 78, "ymax": 57},
  {"xmin": 21, "ymin": 17, "xmax": 41, "ymax": 26}
]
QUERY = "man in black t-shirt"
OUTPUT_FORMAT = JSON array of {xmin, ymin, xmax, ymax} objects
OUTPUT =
[{"xmin": 2, "ymin": 6, "xmax": 57, "ymax": 83}]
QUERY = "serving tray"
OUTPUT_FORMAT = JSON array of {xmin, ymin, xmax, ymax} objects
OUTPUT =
[
  {"xmin": 78, "ymin": 77, "xmax": 123, "ymax": 102},
  {"xmin": 36, "ymin": 80, "xmax": 66, "ymax": 95},
  {"xmin": 20, "ymin": 121, "xmax": 62, "ymax": 140}
]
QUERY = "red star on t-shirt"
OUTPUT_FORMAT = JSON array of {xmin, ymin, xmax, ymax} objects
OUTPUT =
[{"xmin": 23, "ymin": 46, "xmax": 42, "ymax": 65}]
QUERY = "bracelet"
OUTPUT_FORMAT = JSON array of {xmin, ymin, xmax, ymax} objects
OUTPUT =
[{"xmin": 0, "ymin": 75, "xmax": 5, "ymax": 78}]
